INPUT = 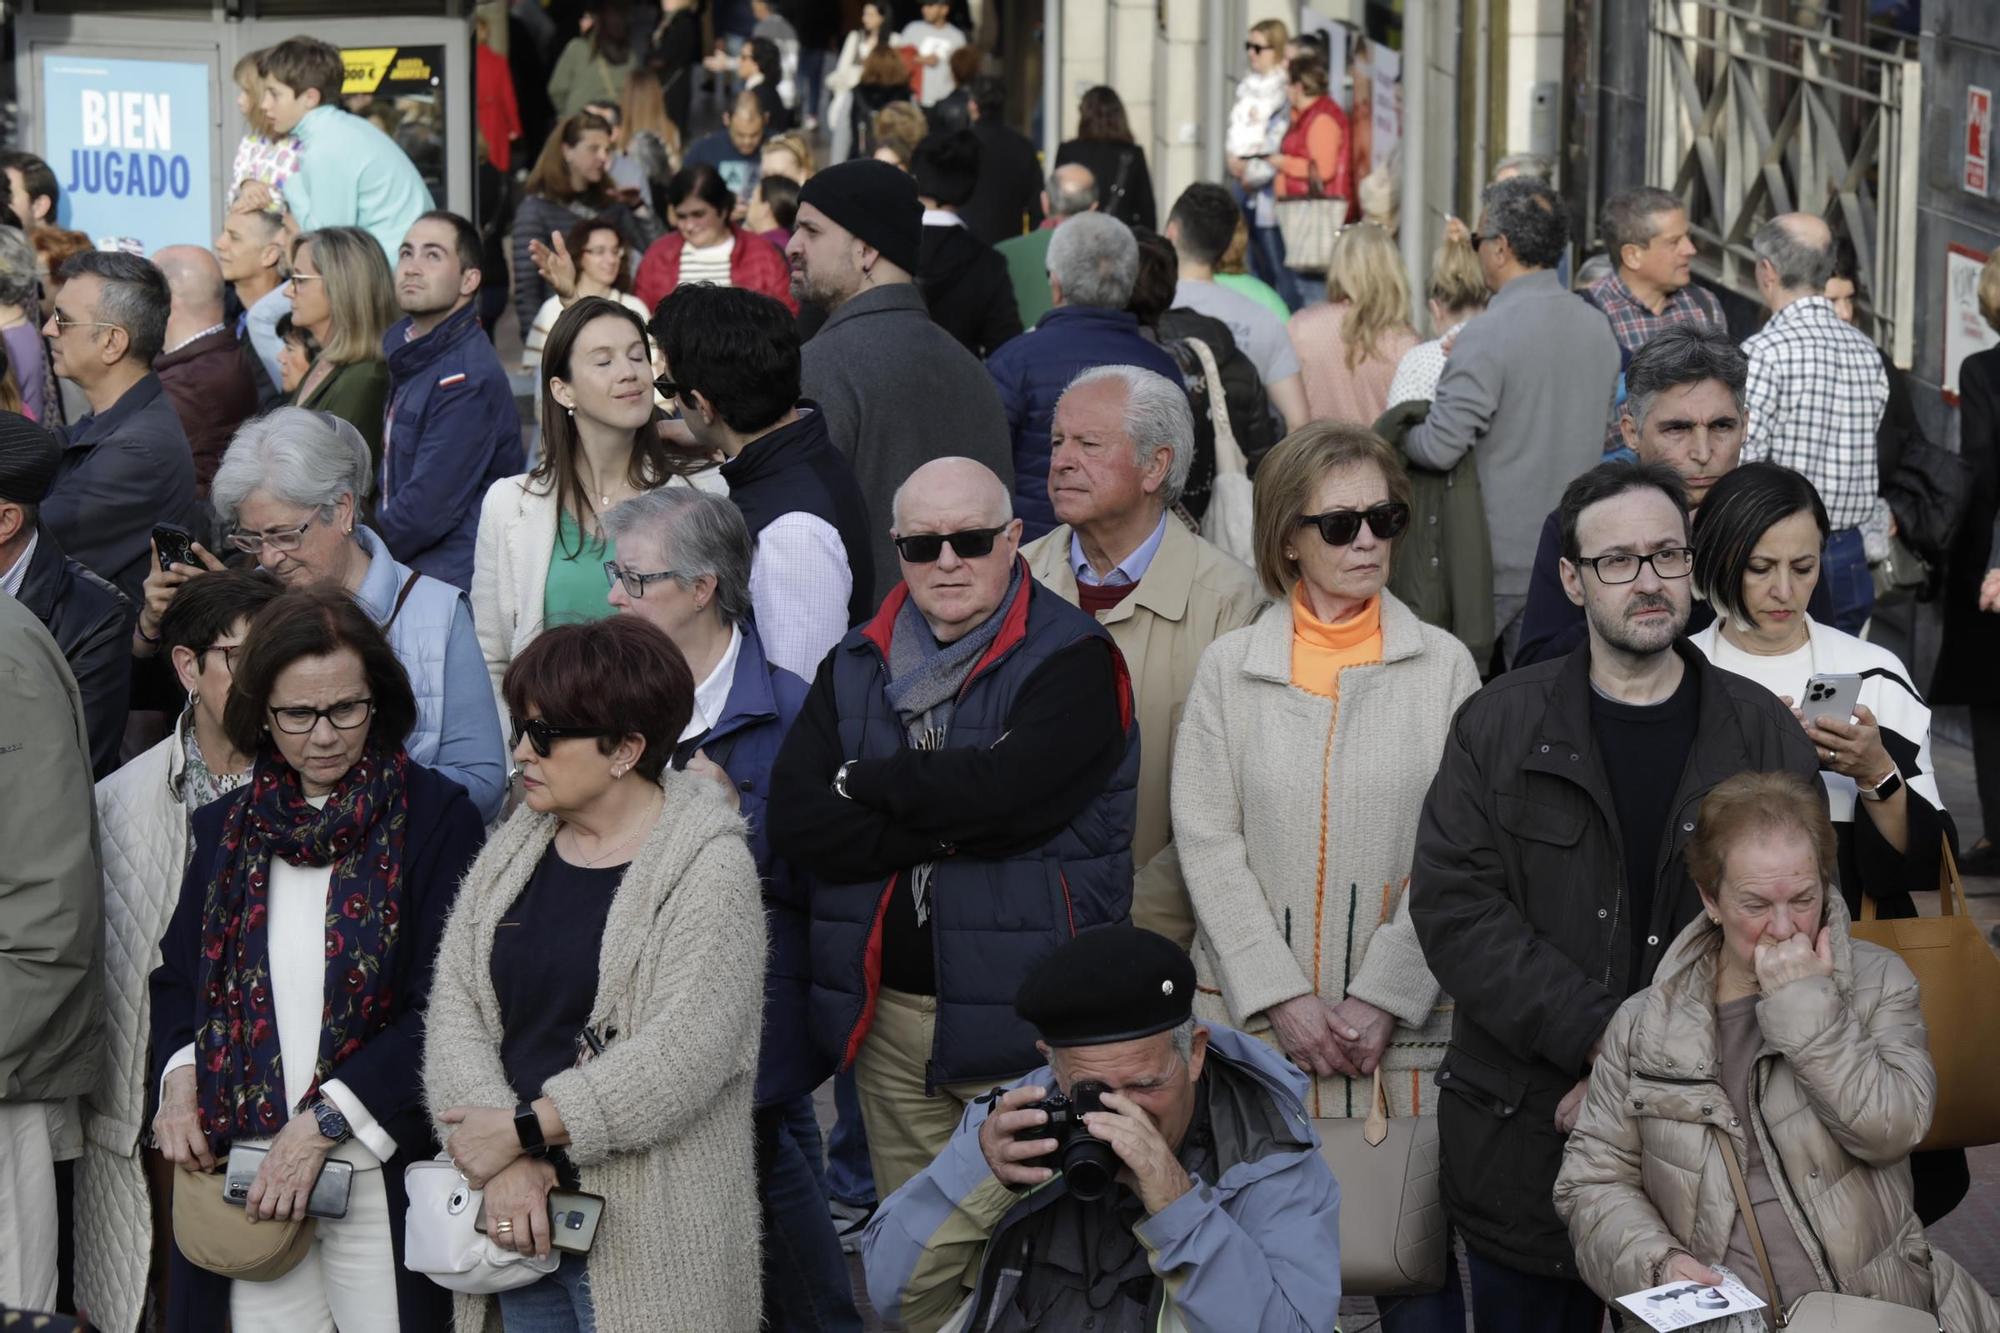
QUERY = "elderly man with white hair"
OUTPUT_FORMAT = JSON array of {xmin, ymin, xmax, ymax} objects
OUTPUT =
[
  {"xmin": 770, "ymin": 455, "xmax": 1139, "ymax": 1201},
  {"xmin": 986, "ymin": 211, "xmax": 1184, "ymax": 541},
  {"xmin": 1024, "ymin": 366, "xmax": 1264, "ymax": 949}
]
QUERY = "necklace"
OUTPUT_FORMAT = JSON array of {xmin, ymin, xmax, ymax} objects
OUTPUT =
[{"xmin": 562, "ymin": 798, "xmax": 659, "ymax": 868}]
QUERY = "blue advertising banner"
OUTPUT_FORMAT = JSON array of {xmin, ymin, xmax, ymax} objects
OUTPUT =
[{"xmin": 40, "ymin": 54, "xmax": 213, "ymax": 253}]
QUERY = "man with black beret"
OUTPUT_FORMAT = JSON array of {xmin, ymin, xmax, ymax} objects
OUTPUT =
[
  {"xmin": 786, "ymin": 157, "xmax": 1013, "ymax": 606},
  {"xmin": 0, "ymin": 410, "xmax": 131, "ymax": 779},
  {"xmin": 859, "ymin": 925, "xmax": 1342, "ymax": 1333}
]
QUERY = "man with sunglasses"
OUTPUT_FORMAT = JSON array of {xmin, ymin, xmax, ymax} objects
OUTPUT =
[
  {"xmin": 38, "ymin": 251, "xmax": 197, "ymax": 607},
  {"xmin": 770, "ymin": 456, "xmax": 1138, "ymax": 1203},
  {"xmin": 1409, "ymin": 460, "xmax": 1820, "ymax": 1333}
]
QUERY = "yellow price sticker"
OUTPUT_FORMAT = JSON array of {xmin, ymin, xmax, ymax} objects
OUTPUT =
[{"xmin": 341, "ymin": 48, "xmax": 398, "ymax": 95}]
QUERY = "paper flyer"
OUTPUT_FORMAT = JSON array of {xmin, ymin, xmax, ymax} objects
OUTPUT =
[{"xmin": 1614, "ymin": 1267, "xmax": 1767, "ymax": 1330}]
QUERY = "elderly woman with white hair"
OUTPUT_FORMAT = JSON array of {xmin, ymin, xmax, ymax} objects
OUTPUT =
[
  {"xmin": 139, "ymin": 407, "xmax": 507, "ymax": 819},
  {"xmin": 986, "ymin": 209, "xmax": 1185, "ymax": 541}
]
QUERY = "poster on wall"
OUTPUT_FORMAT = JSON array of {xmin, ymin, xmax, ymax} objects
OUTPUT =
[
  {"xmin": 340, "ymin": 45, "xmax": 447, "ymax": 208},
  {"xmin": 1944, "ymin": 243, "xmax": 1998, "ymax": 405},
  {"xmin": 39, "ymin": 53, "xmax": 213, "ymax": 254},
  {"xmin": 1967, "ymin": 86, "xmax": 1992, "ymax": 197}
]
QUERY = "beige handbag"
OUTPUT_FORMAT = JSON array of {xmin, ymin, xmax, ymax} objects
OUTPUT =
[
  {"xmin": 1184, "ymin": 336, "xmax": 1255, "ymax": 568},
  {"xmin": 171, "ymin": 1166, "xmax": 315, "ymax": 1282},
  {"xmin": 1711, "ymin": 1127, "xmax": 1940, "ymax": 1331},
  {"xmin": 1315, "ymin": 1068, "xmax": 1447, "ymax": 1296}
]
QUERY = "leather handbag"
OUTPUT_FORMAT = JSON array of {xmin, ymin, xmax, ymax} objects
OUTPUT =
[
  {"xmin": 1275, "ymin": 160, "xmax": 1344, "ymax": 274},
  {"xmin": 1314, "ymin": 1069, "xmax": 1447, "ymax": 1296},
  {"xmin": 403, "ymin": 1155, "xmax": 560, "ymax": 1295},
  {"xmin": 171, "ymin": 1166, "xmax": 315, "ymax": 1282},
  {"xmin": 1850, "ymin": 837, "xmax": 2000, "ymax": 1151},
  {"xmin": 1711, "ymin": 1127, "xmax": 1940, "ymax": 1331}
]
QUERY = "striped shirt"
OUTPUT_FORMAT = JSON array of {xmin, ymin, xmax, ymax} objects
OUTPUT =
[{"xmin": 679, "ymin": 235, "xmax": 736, "ymax": 290}]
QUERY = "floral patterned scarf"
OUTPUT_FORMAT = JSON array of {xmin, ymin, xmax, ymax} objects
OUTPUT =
[{"xmin": 193, "ymin": 744, "xmax": 410, "ymax": 1155}]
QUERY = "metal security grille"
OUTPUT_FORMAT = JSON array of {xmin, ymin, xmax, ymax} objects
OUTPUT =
[{"xmin": 1647, "ymin": 0, "xmax": 1920, "ymax": 365}]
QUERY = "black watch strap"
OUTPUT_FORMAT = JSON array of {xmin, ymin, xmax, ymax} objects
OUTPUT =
[{"xmin": 514, "ymin": 1100, "xmax": 547, "ymax": 1158}]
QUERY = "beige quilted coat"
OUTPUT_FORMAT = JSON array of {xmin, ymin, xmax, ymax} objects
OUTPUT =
[
  {"xmin": 1171, "ymin": 589, "xmax": 1481, "ymax": 1120},
  {"xmin": 75, "ymin": 731, "xmax": 195, "ymax": 1333},
  {"xmin": 1554, "ymin": 899, "xmax": 2000, "ymax": 1330},
  {"xmin": 423, "ymin": 768, "xmax": 765, "ymax": 1333}
]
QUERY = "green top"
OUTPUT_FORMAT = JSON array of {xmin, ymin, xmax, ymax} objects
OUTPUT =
[
  {"xmin": 548, "ymin": 37, "xmax": 638, "ymax": 120},
  {"xmin": 296, "ymin": 358, "xmax": 391, "ymax": 473},
  {"xmin": 1216, "ymin": 271, "xmax": 1295, "ymax": 321},
  {"xmin": 544, "ymin": 510, "xmax": 617, "ymax": 629},
  {"xmin": 996, "ymin": 228, "xmax": 1056, "ymax": 331}
]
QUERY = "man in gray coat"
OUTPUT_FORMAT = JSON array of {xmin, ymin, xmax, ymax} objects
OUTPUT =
[
  {"xmin": 1405, "ymin": 176, "xmax": 1620, "ymax": 667},
  {"xmin": 789, "ymin": 159, "xmax": 1013, "ymax": 608},
  {"xmin": 0, "ymin": 592, "xmax": 102, "ymax": 1310}
]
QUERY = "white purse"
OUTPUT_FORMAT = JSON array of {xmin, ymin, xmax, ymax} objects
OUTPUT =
[{"xmin": 403, "ymin": 1154, "xmax": 559, "ymax": 1295}]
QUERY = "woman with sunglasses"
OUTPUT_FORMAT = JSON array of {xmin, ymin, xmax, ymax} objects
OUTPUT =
[
  {"xmin": 1171, "ymin": 422, "xmax": 1480, "ymax": 1332},
  {"xmin": 473, "ymin": 297, "xmax": 711, "ymax": 728},
  {"xmin": 190, "ymin": 407, "xmax": 509, "ymax": 820},
  {"xmin": 78, "ymin": 570, "xmax": 280, "ymax": 1333},
  {"xmin": 424, "ymin": 616, "xmax": 765, "ymax": 1331},
  {"xmin": 1225, "ymin": 18, "xmax": 1298, "ymax": 310},
  {"xmin": 148, "ymin": 586, "xmax": 487, "ymax": 1333}
]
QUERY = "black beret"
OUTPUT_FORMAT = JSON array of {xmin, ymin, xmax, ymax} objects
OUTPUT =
[
  {"xmin": 1015, "ymin": 925, "xmax": 1196, "ymax": 1048},
  {"xmin": 0, "ymin": 411, "xmax": 61, "ymax": 505}
]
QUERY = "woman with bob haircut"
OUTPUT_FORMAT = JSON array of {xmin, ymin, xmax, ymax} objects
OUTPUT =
[
  {"xmin": 1288, "ymin": 222, "xmax": 1419, "ymax": 425},
  {"xmin": 424, "ymin": 615, "xmax": 764, "ymax": 1332},
  {"xmin": 1173, "ymin": 422, "xmax": 1479, "ymax": 1330},
  {"xmin": 632, "ymin": 162, "xmax": 796, "ymax": 312},
  {"xmin": 148, "ymin": 586, "xmax": 487, "ymax": 1333},
  {"xmin": 1055, "ymin": 86, "xmax": 1157, "ymax": 231},
  {"xmin": 1556, "ymin": 771, "xmax": 1998, "ymax": 1331},
  {"xmin": 286, "ymin": 227, "xmax": 396, "ymax": 466},
  {"xmin": 473, "ymin": 297, "xmax": 710, "ymax": 725}
]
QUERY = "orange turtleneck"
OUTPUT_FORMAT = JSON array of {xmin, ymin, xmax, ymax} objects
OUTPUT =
[{"xmin": 1289, "ymin": 584, "xmax": 1384, "ymax": 698}]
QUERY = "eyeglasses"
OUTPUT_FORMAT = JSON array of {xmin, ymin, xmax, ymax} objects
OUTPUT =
[
  {"xmin": 199, "ymin": 643, "xmax": 242, "ymax": 673},
  {"xmin": 1572, "ymin": 547, "xmax": 1696, "ymax": 584},
  {"xmin": 1245, "ymin": 41, "xmax": 1272, "ymax": 52},
  {"xmin": 268, "ymin": 698, "xmax": 373, "ymax": 734},
  {"xmin": 604, "ymin": 560, "xmax": 688, "ymax": 598},
  {"xmin": 1296, "ymin": 503, "xmax": 1411, "ymax": 547},
  {"xmin": 1467, "ymin": 232, "xmax": 1491, "ymax": 251},
  {"xmin": 50, "ymin": 312, "xmax": 125, "ymax": 336},
  {"xmin": 288, "ymin": 271, "xmax": 324, "ymax": 285},
  {"xmin": 511, "ymin": 717, "xmax": 611, "ymax": 758},
  {"xmin": 892, "ymin": 527, "xmax": 1007, "ymax": 563},
  {"xmin": 652, "ymin": 376, "xmax": 688, "ymax": 402},
  {"xmin": 227, "ymin": 519, "xmax": 314, "ymax": 554}
]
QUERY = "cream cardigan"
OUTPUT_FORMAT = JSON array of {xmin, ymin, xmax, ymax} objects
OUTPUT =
[
  {"xmin": 1172, "ymin": 588, "xmax": 1480, "ymax": 1119},
  {"xmin": 422, "ymin": 769, "xmax": 765, "ymax": 1332}
]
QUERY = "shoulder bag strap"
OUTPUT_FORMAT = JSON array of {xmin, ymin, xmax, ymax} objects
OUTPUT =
[
  {"xmin": 1184, "ymin": 337, "xmax": 1247, "ymax": 480},
  {"xmin": 1710, "ymin": 1124, "xmax": 1783, "ymax": 1331},
  {"xmin": 384, "ymin": 571, "xmax": 422, "ymax": 632}
]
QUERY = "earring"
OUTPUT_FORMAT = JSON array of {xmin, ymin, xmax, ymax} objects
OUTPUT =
[
  {"xmin": 1284, "ymin": 549, "xmax": 1297, "ymax": 561},
  {"xmin": 188, "ymin": 689, "xmax": 200, "ymax": 706},
  {"xmin": 610, "ymin": 764, "xmax": 626, "ymax": 779}
]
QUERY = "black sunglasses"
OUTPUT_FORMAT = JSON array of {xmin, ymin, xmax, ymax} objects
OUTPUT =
[
  {"xmin": 892, "ymin": 527, "xmax": 1007, "ymax": 563},
  {"xmin": 1245, "ymin": 40, "xmax": 1272, "ymax": 52},
  {"xmin": 1296, "ymin": 503, "xmax": 1411, "ymax": 547},
  {"xmin": 653, "ymin": 376, "xmax": 688, "ymax": 401},
  {"xmin": 511, "ymin": 717, "xmax": 612, "ymax": 758}
]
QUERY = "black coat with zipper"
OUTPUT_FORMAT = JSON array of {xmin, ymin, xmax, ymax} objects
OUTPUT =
[{"xmin": 1408, "ymin": 640, "xmax": 1821, "ymax": 1279}]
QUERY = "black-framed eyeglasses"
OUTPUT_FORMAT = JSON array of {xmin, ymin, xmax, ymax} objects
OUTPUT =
[
  {"xmin": 268, "ymin": 698, "xmax": 373, "ymax": 734},
  {"xmin": 199, "ymin": 642, "xmax": 242, "ymax": 673},
  {"xmin": 1296, "ymin": 503, "xmax": 1410, "ymax": 547},
  {"xmin": 227, "ymin": 518, "xmax": 314, "ymax": 554},
  {"xmin": 511, "ymin": 717, "xmax": 612, "ymax": 758},
  {"xmin": 892, "ymin": 527, "xmax": 1007, "ymax": 563},
  {"xmin": 1467, "ymin": 232, "xmax": 1491, "ymax": 251},
  {"xmin": 604, "ymin": 560, "xmax": 688, "ymax": 598},
  {"xmin": 1572, "ymin": 547, "xmax": 1696, "ymax": 585}
]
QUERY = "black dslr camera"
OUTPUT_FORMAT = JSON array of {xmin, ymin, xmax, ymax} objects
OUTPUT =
[{"xmin": 1014, "ymin": 1080, "xmax": 1120, "ymax": 1201}]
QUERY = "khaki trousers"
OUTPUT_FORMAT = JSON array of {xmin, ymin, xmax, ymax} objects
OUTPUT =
[{"xmin": 853, "ymin": 988, "xmax": 999, "ymax": 1199}]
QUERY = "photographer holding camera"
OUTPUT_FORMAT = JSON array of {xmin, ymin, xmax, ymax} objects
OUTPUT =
[{"xmin": 862, "ymin": 926, "xmax": 1342, "ymax": 1333}]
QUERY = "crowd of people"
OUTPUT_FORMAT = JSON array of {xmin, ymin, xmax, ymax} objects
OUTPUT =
[{"xmin": 1, "ymin": 7, "xmax": 1999, "ymax": 1333}]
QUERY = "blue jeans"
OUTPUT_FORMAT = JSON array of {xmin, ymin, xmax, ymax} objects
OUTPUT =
[
  {"xmin": 1822, "ymin": 525, "xmax": 1875, "ymax": 635},
  {"xmin": 1463, "ymin": 1247, "xmax": 1602, "ymax": 1333},
  {"xmin": 497, "ymin": 1252, "xmax": 596, "ymax": 1333},
  {"xmin": 757, "ymin": 1102, "xmax": 863, "ymax": 1332},
  {"xmin": 1229, "ymin": 180, "xmax": 1304, "ymax": 311},
  {"xmin": 825, "ymin": 1068, "xmax": 876, "ymax": 1208},
  {"xmin": 1373, "ymin": 1241, "xmax": 1468, "ymax": 1333}
]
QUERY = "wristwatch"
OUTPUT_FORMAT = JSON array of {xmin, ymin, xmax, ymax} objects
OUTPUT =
[
  {"xmin": 833, "ymin": 760, "xmax": 856, "ymax": 800},
  {"xmin": 310, "ymin": 1098, "xmax": 351, "ymax": 1144},
  {"xmin": 1857, "ymin": 768, "xmax": 1904, "ymax": 803},
  {"xmin": 514, "ymin": 1101, "xmax": 548, "ymax": 1158}
]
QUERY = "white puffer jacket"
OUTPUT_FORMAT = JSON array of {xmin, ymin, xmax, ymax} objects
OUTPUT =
[{"xmin": 74, "ymin": 730, "xmax": 197, "ymax": 1333}]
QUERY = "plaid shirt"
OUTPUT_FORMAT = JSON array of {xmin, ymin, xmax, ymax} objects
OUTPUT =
[
  {"xmin": 1741, "ymin": 296, "xmax": 1887, "ymax": 529},
  {"xmin": 1588, "ymin": 273, "xmax": 1728, "ymax": 448}
]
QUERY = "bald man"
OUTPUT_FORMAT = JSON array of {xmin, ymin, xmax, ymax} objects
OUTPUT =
[
  {"xmin": 770, "ymin": 456, "xmax": 1139, "ymax": 1199},
  {"xmin": 996, "ymin": 163, "xmax": 1098, "ymax": 329},
  {"xmin": 151, "ymin": 244, "xmax": 262, "ymax": 497},
  {"xmin": 1741, "ymin": 211, "xmax": 1888, "ymax": 633}
]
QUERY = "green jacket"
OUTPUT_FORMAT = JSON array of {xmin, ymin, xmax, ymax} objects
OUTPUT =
[
  {"xmin": 1376, "ymin": 398, "xmax": 1495, "ymax": 670},
  {"xmin": 0, "ymin": 595, "xmax": 102, "ymax": 1103},
  {"xmin": 297, "ymin": 358, "xmax": 392, "ymax": 473},
  {"xmin": 995, "ymin": 228, "xmax": 1054, "ymax": 331}
]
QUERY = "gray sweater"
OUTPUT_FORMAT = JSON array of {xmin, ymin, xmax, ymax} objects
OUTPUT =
[
  {"xmin": 1403, "ymin": 270, "xmax": 1620, "ymax": 600},
  {"xmin": 800, "ymin": 282, "xmax": 1014, "ymax": 606}
]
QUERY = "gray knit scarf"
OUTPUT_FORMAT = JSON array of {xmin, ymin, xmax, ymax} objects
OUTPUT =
[{"xmin": 882, "ymin": 561, "xmax": 1024, "ymax": 922}]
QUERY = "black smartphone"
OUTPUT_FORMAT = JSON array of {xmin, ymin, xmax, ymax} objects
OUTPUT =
[
  {"xmin": 222, "ymin": 1143, "xmax": 354, "ymax": 1220},
  {"xmin": 476, "ymin": 1189, "xmax": 605, "ymax": 1254},
  {"xmin": 153, "ymin": 524, "xmax": 197, "ymax": 571}
]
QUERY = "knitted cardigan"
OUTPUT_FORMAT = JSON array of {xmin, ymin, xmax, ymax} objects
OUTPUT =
[
  {"xmin": 1171, "ymin": 588, "xmax": 1481, "ymax": 1120},
  {"xmin": 422, "ymin": 769, "xmax": 766, "ymax": 1332}
]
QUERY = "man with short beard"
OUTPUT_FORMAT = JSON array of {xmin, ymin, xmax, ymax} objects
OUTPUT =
[{"xmin": 1408, "ymin": 460, "xmax": 1821, "ymax": 1331}]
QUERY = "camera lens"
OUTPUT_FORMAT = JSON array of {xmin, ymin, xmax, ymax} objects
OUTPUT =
[
  {"xmin": 565, "ymin": 1212, "xmax": 583, "ymax": 1229},
  {"xmin": 1061, "ymin": 1138, "xmax": 1120, "ymax": 1201}
]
